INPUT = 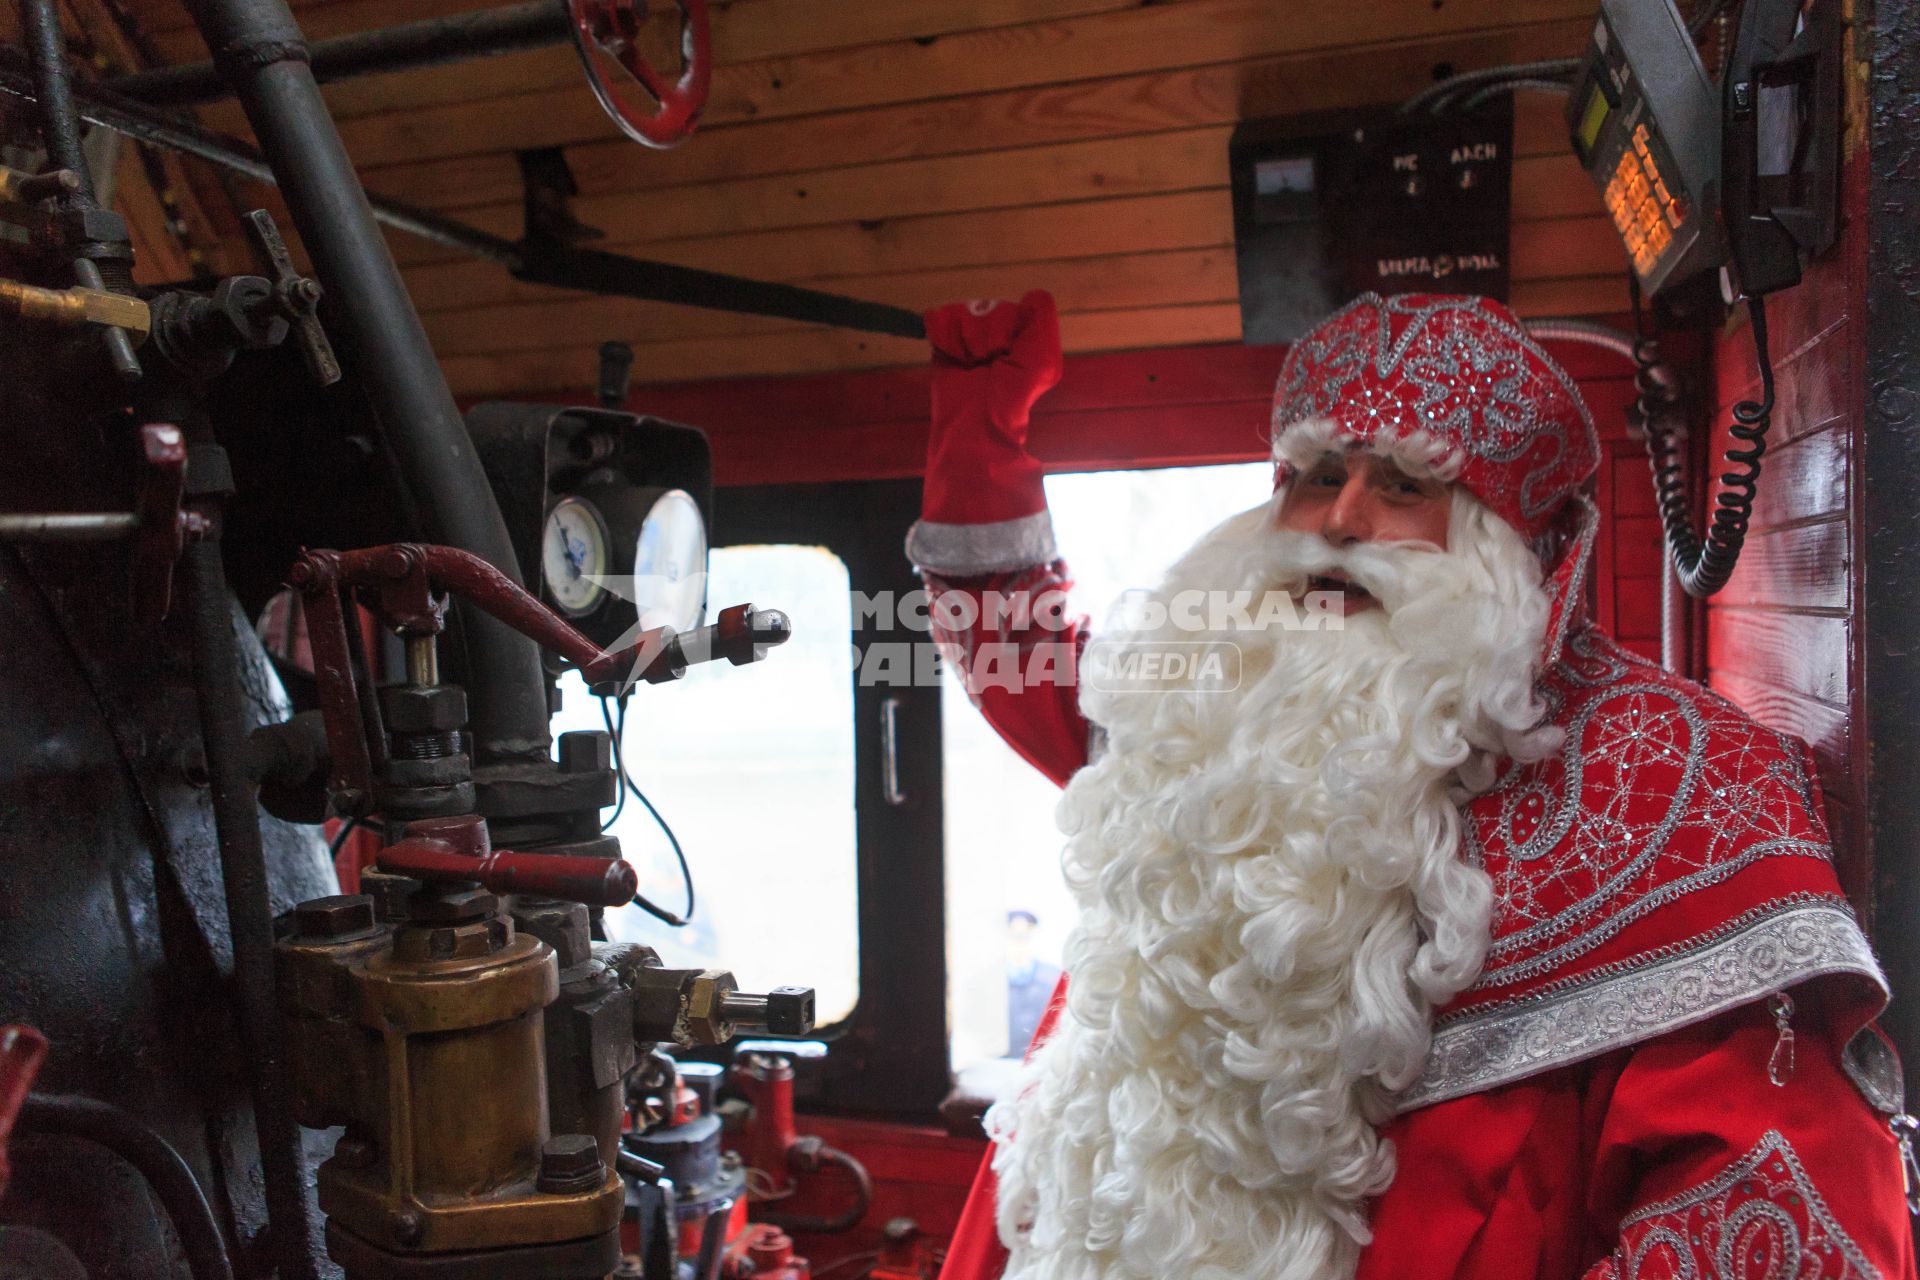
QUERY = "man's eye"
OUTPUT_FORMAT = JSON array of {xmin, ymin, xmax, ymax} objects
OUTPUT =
[{"xmin": 1306, "ymin": 469, "xmax": 1344, "ymax": 487}]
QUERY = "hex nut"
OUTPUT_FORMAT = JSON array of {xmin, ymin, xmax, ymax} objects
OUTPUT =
[
  {"xmin": 294, "ymin": 894, "xmax": 376, "ymax": 941},
  {"xmin": 681, "ymin": 970, "xmax": 739, "ymax": 1046},
  {"xmin": 537, "ymin": 1134, "xmax": 605, "ymax": 1195},
  {"xmin": 515, "ymin": 901, "xmax": 591, "ymax": 969},
  {"xmin": 628, "ymin": 966, "xmax": 699, "ymax": 1045},
  {"xmin": 557, "ymin": 730, "xmax": 612, "ymax": 775},
  {"xmin": 379, "ymin": 683, "xmax": 469, "ymax": 733},
  {"xmin": 393, "ymin": 916, "xmax": 500, "ymax": 964}
]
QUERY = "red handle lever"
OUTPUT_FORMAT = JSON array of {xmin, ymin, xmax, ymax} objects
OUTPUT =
[{"xmin": 377, "ymin": 818, "xmax": 637, "ymax": 908}]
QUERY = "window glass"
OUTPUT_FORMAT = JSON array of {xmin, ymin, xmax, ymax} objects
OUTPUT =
[
  {"xmin": 943, "ymin": 463, "xmax": 1273, "ymax": 1076},
  {"xmin": 553, "ymin": 544, "xmax": 860, "ymax": 1026}
]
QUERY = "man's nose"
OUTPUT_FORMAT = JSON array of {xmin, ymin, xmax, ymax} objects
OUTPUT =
[{"xmin": 1322, "ymin": 473, "xmax": 1373, "ymax": 545}]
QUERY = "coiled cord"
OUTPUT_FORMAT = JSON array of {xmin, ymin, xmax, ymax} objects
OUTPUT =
[{"xmin": 1635, "ymin": 292, "xmax": 1776, "ymax": 598}]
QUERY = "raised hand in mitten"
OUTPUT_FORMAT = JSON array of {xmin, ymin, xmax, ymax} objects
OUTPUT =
[{"xmin": 911, "ymin": 291, "xmax": 1063, "ymax": 572}]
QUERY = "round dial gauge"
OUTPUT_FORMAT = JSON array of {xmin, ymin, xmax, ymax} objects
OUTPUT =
[
  {"xmin": 542, "ymin": 495, "xmax": 611, "ymax": 617},
  {"xmin": 630, "ymin": 488, "xmax": 707, "ymax": 633}
]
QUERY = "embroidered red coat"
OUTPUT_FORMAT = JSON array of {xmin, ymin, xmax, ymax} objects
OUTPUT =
[
  {"xmin": 909, "ymin": 291, "xmax": 1915, "ymax": 1279},
  {"xmin": 922, "ymin": 556, "xmax": 1915, "ymax": 1280}
]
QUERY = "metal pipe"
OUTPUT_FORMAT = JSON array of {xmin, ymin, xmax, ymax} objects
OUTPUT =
[
  {"xmin": 406, "ymin": 632, "xmax": 440, "ymax": 685},
  {"xmin": 0, "ymin": 512, "xmax": 140, "ymax": 540},
  {"xmin": 514, "ymin": 243, "xmax": 929, "ymax": 339},
  {"xmin": 18, "ymin": 1093, "xmax": 237, "ymax": 1280},
  {"xmin": 109, "ymin": 0, "xmax": 570, "ymax": 108},
  {"xmin": 180, "ymin": 535, "xmax": 320, "ymax": 1280},
  {"xmin": 15, "ymin": 0, "xmax": 142, "ymax": 380},
  {"xmin": 181, "ymin": 0, "xmax": 552, "ymax": 764},
  {"xmin": 17, "ymin": 0, "xmax": 88, "ymax": 192}
]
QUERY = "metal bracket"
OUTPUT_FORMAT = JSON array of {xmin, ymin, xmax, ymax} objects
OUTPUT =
[{"xmin": 518, "ymin": 146, "xmax": 604, "ymax": 250}]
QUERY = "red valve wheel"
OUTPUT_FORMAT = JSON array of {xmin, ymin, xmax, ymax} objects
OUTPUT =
[{"xmin": 568, "ymin": 0, "xmax": 711, "ymax": 150}]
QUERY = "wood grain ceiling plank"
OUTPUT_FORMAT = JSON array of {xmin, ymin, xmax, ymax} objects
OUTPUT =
[
  {"xmin": 380, "ymin": 130, "xmax": 1595, "ymax": 275},
  {"xmin": 327, "ymin": 0, "xmax": 1596, "ymax": 169},
  {"xmin": 383, "ymin": 125, "xmax": 1236, "ymax": 266},
  {"xmin": 398, "ymin": 188, "xmax": 1237, "ymax": 312},
  {"xmin": 441, "ymin": 301, "xmax": 1246, "ymax": 395},
  {"xmin": 360, "ymin": 23, "xmax": 1588, "ymax": 213},
  {"xmin": 420, "ymin": 245, "xmax": 1240, "ymax": 355}
]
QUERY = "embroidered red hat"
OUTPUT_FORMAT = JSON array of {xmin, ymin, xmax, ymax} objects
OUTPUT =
[{"xmin": 1270, "ymin": 293, "xmax": 1600, "ymax": 542}]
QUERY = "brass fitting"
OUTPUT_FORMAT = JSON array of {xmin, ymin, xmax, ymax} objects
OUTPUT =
[
  {"xmin": 0, "ymin": 279, "xmax": 151, "ymax": 339},
  {"xmin": 276, "ymin": 889, "xmax": 624, "ymax": 1262},
  {"xmin": 682, "ymin": 968, "xmax": 743, "ymax": 1046}
]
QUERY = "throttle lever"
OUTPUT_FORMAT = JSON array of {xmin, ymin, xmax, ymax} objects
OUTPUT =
[{"xmin": 378, "ymin": 815, "xmax": 637, "ymax": 908}]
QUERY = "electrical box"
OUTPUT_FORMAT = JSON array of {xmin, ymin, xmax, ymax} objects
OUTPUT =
[{"xmin": 1229, "ymin": 101, "xmax": 1513, "ymax": 345}]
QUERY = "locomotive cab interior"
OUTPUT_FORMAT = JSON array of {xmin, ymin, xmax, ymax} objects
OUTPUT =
[{"xmin": 1, "ymin": 0, "xmax": 1918, "ymax": 1276}]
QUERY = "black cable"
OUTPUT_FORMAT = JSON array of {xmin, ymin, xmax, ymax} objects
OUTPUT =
[
  {"xmin": 328, "ymin": 814, "xmax": 362, "ymax": 859},
  {"xmin": 1631, "ymin": 275, "xmax": 1777, "ymax": 598},
  {"xmin": 1455, "ymin": 77, "xmax": 1574, "ymax": 112},
  {"xmin": 599, "ymin": 692, "xmax": 696, "ymax": 927},
  {"xmin": 760, "ymin": 1145, "xmax": 874, "ymax": 1236},
  {"xmin": 18, "ymin": 1094, "xmax": 236, "ymax": 1280},
  {"xmin": 598, "ymin": 695, "xmax": 629, "ymax": 834},
  {"xmin": 1399, "ymin": 58, "xmax": 1581, "ymax": 114}
]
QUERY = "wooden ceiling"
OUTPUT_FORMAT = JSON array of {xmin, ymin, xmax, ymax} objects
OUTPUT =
[{"xmin": 10, "ymin": 0, "xmax": 1628, "ymax": 397}]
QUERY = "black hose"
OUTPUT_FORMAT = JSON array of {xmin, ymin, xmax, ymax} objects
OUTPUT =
[
  {"xmin": 1635, "ymin": 293, "xmax": 1777, "ymax": 598},
  {"xmin": 762, "ymin": 1146, "xmax": 874, "ymax": 1236},
  {"xmin": 17, "ymin": 1094, "xmax": 236, "ymax": 1280}
]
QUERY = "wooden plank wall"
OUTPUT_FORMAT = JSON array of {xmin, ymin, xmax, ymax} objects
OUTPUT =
[
  {"xmin": 1702, "ymin": 155, "xmax": 1868, "ymax": 910},
  {"xmin": 14, "ymin": 0, "xmax": 1627, "ymax": 399}
]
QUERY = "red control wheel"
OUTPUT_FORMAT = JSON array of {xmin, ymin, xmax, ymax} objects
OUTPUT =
[{"xmin": 568, "ymin": 0, "xmax": 711, "ymax": 150}]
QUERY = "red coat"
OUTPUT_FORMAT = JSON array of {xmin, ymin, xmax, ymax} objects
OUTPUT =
[
  {"xmin": 908, "ymin": 293, "xmax": 1916, "ymax": 1280},
  {"xmin": 925, "ymin": 566, "xmax": 1916, "ymax": 1279}
]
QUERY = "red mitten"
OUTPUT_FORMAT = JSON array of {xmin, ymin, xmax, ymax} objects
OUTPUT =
[{"xmin": 909, "ymin": 291, "xmax": 1063, "ymax": 575}]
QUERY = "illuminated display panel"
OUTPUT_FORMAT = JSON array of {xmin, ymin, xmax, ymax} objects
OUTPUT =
[
  {"xmin": 1603, "ymin": 122, "xmax": 1688, "ymax": 279},
  {"xmin": 1576, "ymin": 86, "xmax": 1611, "ymax": 157}
]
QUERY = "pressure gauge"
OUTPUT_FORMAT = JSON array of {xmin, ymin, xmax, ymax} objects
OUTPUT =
[
  {"xmin": 542, "ymin": 495, "xmax": 612, "ymax": 617},
  {"xmin": 629, "ymin": 487, "xmax": 707, "ymax": 633}
]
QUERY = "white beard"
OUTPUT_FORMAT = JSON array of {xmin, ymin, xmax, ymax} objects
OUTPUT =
[{"xmin": 987, "ymin": 490, "xmax": 1556, "ymax": 1280}]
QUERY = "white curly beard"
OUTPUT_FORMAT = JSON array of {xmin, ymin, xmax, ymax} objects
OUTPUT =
[{"xmin": 986, "ymin": 488, "xmax": 1556, "ymax": 1280}]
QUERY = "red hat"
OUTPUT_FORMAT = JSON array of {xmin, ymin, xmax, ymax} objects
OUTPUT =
[{"xmin": 1270, "ymin": 293, "xmax": 1600, "ymax": 542}]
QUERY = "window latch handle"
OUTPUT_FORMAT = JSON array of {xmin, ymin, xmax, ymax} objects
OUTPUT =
[{"xmin": 880, "ymin": 696, "xmax": 907, "ymax": 806}]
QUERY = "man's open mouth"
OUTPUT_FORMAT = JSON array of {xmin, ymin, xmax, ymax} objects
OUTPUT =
[{"xmin": 1307, "ymin": 572, "xmax": 1375, "ymax": 607}]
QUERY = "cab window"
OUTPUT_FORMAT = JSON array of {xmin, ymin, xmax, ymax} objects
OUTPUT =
[{"xmin": 942, "ymin": 462, "xmax": 1273, "ymax": 1078}]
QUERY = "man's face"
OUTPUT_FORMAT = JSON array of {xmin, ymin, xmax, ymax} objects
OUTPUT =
[{"xmin": 1274, "ymin": 448, "xmax": 1454, "ymax": 616}]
